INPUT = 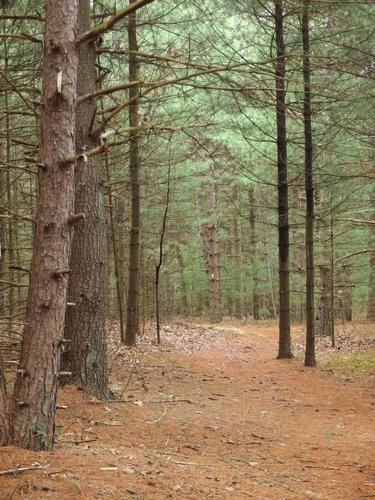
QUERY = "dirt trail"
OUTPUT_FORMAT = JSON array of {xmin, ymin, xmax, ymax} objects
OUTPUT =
[{"xmin": 0, "ymin": 324, "xmax": 374, "ymax": 499}]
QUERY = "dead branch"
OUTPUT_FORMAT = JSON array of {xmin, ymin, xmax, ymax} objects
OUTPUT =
[
  {"xmin": 0, "ymin": 464, "xmax": 46, "ymax": 476},
  {"xmin": 78, "ymin": 0, "xmax": 155, "ymax": 45}
]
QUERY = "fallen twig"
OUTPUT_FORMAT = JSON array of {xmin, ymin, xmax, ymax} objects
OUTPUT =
[
  {"xmin": 303, "ymin": 465, "xmax": 340, "ymax": 471},
  {"xmin": 0, "ymin": 464, "xmax": 46, "ymax": 476},
  {"xmin": 147, "ymin": 407, "xmax": 168, "ymax": 424},
  {"xmin": 174, "ymin": 460, "xmax": 207, "ymax": 466},
  {"xmin": 82, "ymin": 398, "xmax": 193, "ymax": 405},
  {"xmin": 148, "ymin": 399, "xmax": 193, "ymax": 404},
  {"xmin": 59, "ymin": 438, "xmax": 98, "ymax": 445}
]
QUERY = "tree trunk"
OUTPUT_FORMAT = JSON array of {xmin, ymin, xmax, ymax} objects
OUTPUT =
[
  {"xmin": 368, "ymin": 179, "xmax": 375, "ymax": 319},
  {"xmin": 317, "ymin": 264, "xmax": 330, "ymax": 334},
  {"xmin": 264, "ymin": 238, "xmax": 277, "ymax": 318},
  {"xmin": 106, "ymin": 171, "xmax": 125, "ymax": 336},
  {"xmin": 274, "ymin": 0, "xmax": 292, "ymax": 358},
  {"xmin": 230, "ymin": 186, "xmax": 241, "ymax": 318},
  {"xmin": 302, "ymin": 0, "xmax": 316, "ymax": 367},
  {"xmin": 11, "ymin": 0, "xmax": 79, "ymax": 450},
  {"xmin": 330, "ymin": 211, "xmax": 335, "ymax": 347},
  {"xmin": 316, "ymin": 189, "xmax": 331, "ymax": 336},
  {"xmin": 62, "ymin": 0, "xmax": 109, "ymax": 400},
  {"xmin": 0, "ymin": 148, "xmax": 6, "ymax": 318},
  {"xmin": 0, "ymin": 43, "xmax": 10, "ymax": 439},
  {"xmin": 249, "ymin": 187, "xmax": 260, "ymax": 320},
  {"xmin": 289, "ymin": 188, "xmax": 305, "ymax": 322},
  {"xmin": 155, "ymin": 164, "xmax": 171, "ymax": 344},
  {"xmin": 201, "ymin": 222, "xmax": 222, "ymax": 323},
  {"xmin": 337, "ymin": 264, "xmax": 353, "ymax": 322},
  {"xmin": 0, "ymin": 350, "xmax": 9, "ymax": 445},
  {"xmin": 4, "ymin": 43, "xmax": 14, "ymax": 332},
  {"xmin": 317, "ymin": 9, "xmax": 335, "ymax": 336},
  {"xmin": 200, "ymin": 183, "xmax": 222, "ymax": 323},
  {"xmin": 125, "ymin": 0, "xmax": 141, "ymax": 346},
  {"xmin": 175, "ymin": 244, "xmax": 189, "ymax": 316}
]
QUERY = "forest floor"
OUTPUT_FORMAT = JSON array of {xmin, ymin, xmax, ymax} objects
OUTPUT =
[{"xmin": 0, "ymin": 321, "xmax": 374, "ymax": 499}]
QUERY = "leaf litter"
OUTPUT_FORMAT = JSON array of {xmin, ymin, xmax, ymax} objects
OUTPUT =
[{"xmin": 0, "ymin": 320, "xmax": 374, "ymax": 499}]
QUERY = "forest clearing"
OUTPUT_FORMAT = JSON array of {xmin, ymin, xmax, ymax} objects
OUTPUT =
[{"xmin": 0, "ymin": 320, "xmax": 374, "ymax": 499}]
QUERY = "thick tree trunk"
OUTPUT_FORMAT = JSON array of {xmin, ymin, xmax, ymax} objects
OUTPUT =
[
  {"xmin": 125, "ymin": 0, "xmax": 141, "ymax": 346},
  {"xmin": 302, "ymin": 0, "xmax": 316, "ymax": 367},
  {"xmin": 62, "ymin": 0, "xmax": 109, "ymax": 400},
  {"xmin": 11, "ymin": 0, "xmax": 79, "ymax": 450},
  {"xmin": 274, "ymin": 0, "xmax": 292, "ymax": 358}
]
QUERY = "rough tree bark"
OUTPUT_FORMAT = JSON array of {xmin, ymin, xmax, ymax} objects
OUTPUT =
[
  {"xmin": 201, "ymin": 222, "xmax": 222, "ymax": 323},
  {"xmin": 274, "ymin": 0, "xmax": 292, "ymax": 358},
  {"xmin": 11, "ymin": 0, "xmax": 80, "ymax": 450},
  {"xmin": 302, "ymin": 0, "xmax": 316, "ymax": 367},
  {"xmin": 125, "ymin": 0, "xmax": 141, "ymax": 346},
  {"xmin": 62, "ymin": 0, "xmax": 109, "ymax": 400},
  {"xmin": 200, "ymin": 184, "xmax": 222, "ymax": 323}
]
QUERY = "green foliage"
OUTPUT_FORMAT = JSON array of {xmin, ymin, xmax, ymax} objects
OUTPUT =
[{"xmin": 1, "ymin": 0, "xmax": 374, "ymax": 325}]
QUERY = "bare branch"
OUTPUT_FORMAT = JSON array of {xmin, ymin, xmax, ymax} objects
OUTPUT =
[
  {"xmin": 77, "ymin": 81, "xmax": 143, "ymax": 104},
  {"xmin": 78, "ymin": 0, "xmax": 155, "ymax": 45},
  {"xmin": 0, "ymin": 33, "xmax": 41, "ymax": 43}
]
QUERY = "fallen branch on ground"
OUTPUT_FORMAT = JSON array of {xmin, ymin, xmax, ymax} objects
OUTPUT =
[
  {"xmin": 0, "ymin": 464, "xmax": 46, "ymax": 476},
  {"xmin": 81, "ymin": 398, "xmax": 193, "ymax": 405}
]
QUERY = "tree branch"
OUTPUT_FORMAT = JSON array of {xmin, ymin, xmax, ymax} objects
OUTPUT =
[
  {"xmin": 78, "ymin": 0, "xmax": 155, "ymax": 45},
  {"xmin": 0, "ymin": 33, "xmax": 41, "ymax": 43},
  {"xmin": 77, "ymin": 81, "xmax": 143, "ymax": 104},
  {"xmin": 0, "ymin": 15, "xmax": 44, "ymax": 22}
]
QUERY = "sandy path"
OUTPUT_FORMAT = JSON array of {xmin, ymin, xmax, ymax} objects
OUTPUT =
[{"xmin": 0, "ymin": 324, "xmax": 374, "ymax": 499}]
